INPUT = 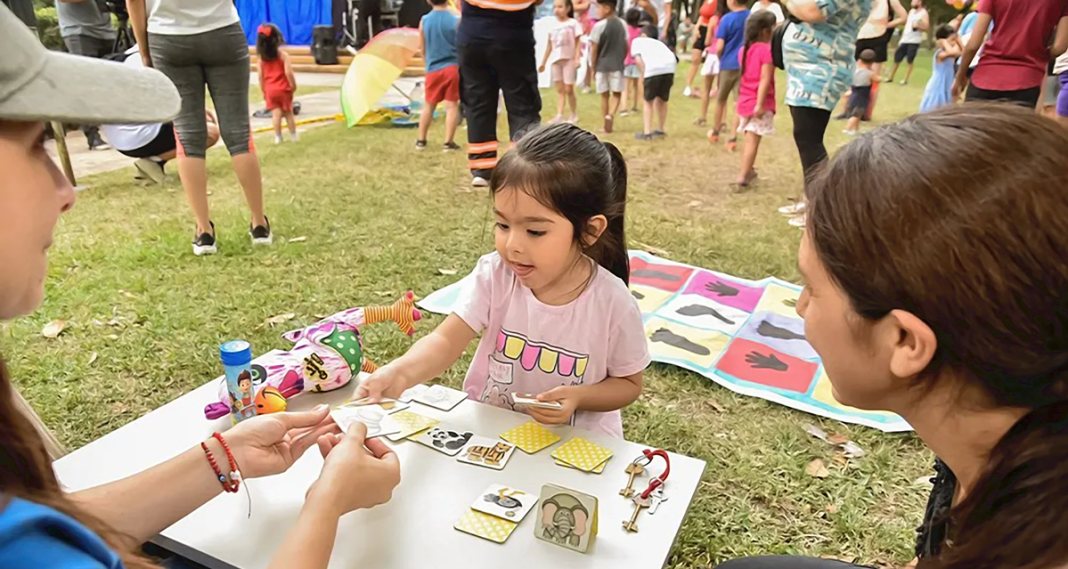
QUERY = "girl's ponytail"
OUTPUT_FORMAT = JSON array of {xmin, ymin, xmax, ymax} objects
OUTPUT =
[
  {"xmin": 925, "ymin": 400, "xmax": 1068, "ymax": 569},
  {"xmin": 591, "ymin": 142, "xmax": 630, "ymax": 285}
]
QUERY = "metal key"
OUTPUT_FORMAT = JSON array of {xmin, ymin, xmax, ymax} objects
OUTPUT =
[
  {"xmin": 620, "ymin": 462, "xmax": 645, "ymax": 498},
  {"xmin": 649, "ymin": 486, "xmax": 669, "ymax": 515},
  {"xmin": 623, "ymin": 494, "xmax": 652, "ymax": 533}
]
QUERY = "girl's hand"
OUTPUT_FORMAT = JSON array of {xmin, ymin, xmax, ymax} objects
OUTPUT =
[
  {"xmin": 754, "ymin": 104, "xmax": 765, "ymax": 117},
  {"xmin": 224, "ymin": 405, "xmax": 340, "ymax": 479},
  {"xmin": 355, "ymin": 365, "xmax": 409, "ymax": 403},
  {"xmin": 539, "ymin": 64, "xmax": 547, "ymax": 73},
  {"xmin": 308, "ymin": 423, "xmax": 401, "ymax": 516},
  {"xmin": 529, "ymin": 386, "xmax": 581, "ymax": 425}
]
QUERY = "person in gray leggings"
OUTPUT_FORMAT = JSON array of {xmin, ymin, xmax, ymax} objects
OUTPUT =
[{"xmin": 129, "ymin": 0, "xmax": 272, "ymax": 256}]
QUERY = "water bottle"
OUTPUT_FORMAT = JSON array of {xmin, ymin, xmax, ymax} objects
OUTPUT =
[{"xmin": 220, "ymin": 340, "xmax": 257, "ymax": 424}]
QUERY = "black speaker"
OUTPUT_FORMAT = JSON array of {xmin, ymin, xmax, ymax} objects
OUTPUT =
[{"xmin": 312, "ymin": 25, "xmax": 339, "ymax": 65}]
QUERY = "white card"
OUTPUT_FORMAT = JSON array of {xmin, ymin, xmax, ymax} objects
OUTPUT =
[
  {"xmin": 512, "ymin": 393, "xmax": 564, "ymax": 409},
  {"xmin": 330, "ymin": 405, "xmax": 401, "ymax": 439},
  {"xmin": 338, "ymin": 398, "xmax": 410, "ymax": 414},
  {"xmin": 456, "ymin": 436, "xmax": 516, "ymax": 470},
  {"xmin": 472, "ymin": 484, "xmax": 536, "ymax": 522},
  {"xmin": 412, "ymin": 425, "xmax": 475, "ymax": 456},
  {"xmin": 414, "ymin": 384, "xmax": 468, "ymax": 411},
  {"xmin": 398, "ymin": 384, "xmax": 429, "ymax": 403}
]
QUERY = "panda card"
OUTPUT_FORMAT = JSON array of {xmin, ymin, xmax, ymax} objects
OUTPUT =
[
  {"xmin": 411, "ymin": 425, "xmax": 474, "ymax": 456},
  {"xmin": 472, "ymin": 484, "xmax": 536, "ymax": 522}
]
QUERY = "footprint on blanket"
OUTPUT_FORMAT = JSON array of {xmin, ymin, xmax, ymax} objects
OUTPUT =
[
  {"xmin": 756, "ymin": 321, "xmax": 806, "ymax": 341},
  {"xmin": 631, "ymin": 289, "xmax": 646, "ymax": 300},
  {"xmin": 676, "ymin": 304, "xmax": 735, "ymax": 325},
  {"xmin": 650, "ymin": 328, "xmax": 712, "ymax": 356},
  {"xmin": 633, "ymin": 269, "xmax": 683, "ymax": 282}
]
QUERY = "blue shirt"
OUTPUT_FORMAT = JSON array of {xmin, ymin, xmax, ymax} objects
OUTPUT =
[
  {"xmin": 422, "ymin": 9, "xmax": 460, "ymax": 72},
  {"xmin": 716, "ymin": 9, "xmax": 750, "ymax": 71},
  {"xmin": 783, "ymin": 0, "xmax": 872, "ymax": 110},
  {"xmin": 0, "ymin": 497, "xmax": 124, "ymax": 568}
]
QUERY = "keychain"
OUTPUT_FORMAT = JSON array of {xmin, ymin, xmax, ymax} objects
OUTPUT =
[{"xmin": 622, "ymin": 449, "xmax": 670, "ymax": 533}]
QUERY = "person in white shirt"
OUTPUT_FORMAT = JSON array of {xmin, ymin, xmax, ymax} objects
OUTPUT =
[
  {"xmin": 887, "ymin": 0, "xmax": 928, "ymax": 84},
  {"xmin": 749, "ymin": 0, "xmax": 784, "ymax": 24},
  {"xmin": 100, "ymin": 48, "xmax": 219, "ymax": 184},
  {"xmin": 630, "ymin": 25, "xmax": 678, "ymax": 139}
]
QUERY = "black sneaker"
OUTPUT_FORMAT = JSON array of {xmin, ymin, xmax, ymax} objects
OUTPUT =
[
  {"xmin": 193, "ymin": 222, "xmax": 217, "ymax": 256},
  {"xmin": 250, "ymin": 216, "xmax": 273, "ymax": 246},
  {"xmin": 415, "ymin": 140, "xmax": 428, "ymax": 150},
  {"xmin": 443, "ymin": 141, "xmax": 461, "ymax": 151},
  {"xmin": 635, "ymin": 133, "xmax": 653, "ymax": 141},
  {"xmin": 651, "ymin": 130, "xmax": 666, "ymax": 139},
  {"xmin": 87, "ymin": 130, "xmax": 111, "ymax": 151}
]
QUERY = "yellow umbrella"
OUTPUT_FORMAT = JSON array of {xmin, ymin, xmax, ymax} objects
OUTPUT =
[{"xmin": 341, "ymin": 28, "xmax": 422, "ymax": 127}]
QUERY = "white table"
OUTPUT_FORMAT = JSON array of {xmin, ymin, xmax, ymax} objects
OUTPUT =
[{"xmin": 54, "ymin": 371, "xmax": 706, "ymax": 569}]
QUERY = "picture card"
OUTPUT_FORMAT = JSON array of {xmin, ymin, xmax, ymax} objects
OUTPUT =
[
  {"xmin": 329, "ymin": 405, "xmax": 401, "ymax": 439},
  {"xmin": 511, "ymin": 393, "xmax": 563, "ymax": 409},
  {"xmin": 336, "ymin": 397, "xmax": 410, "ymax": 414},
  {"xmin": 386, "ymin": 409, "xmax": 441, "ymax": 441},
  {"xmin": 472, "ymin": 484, "xmax": 536, "ymax": 522},
  {"xmin": 397, "ymin": 383, "xmax": 429, "ymax": 403},
  {"xmin": 413, "ymin": 384, "xmax": 468, "ymax": 411},
  {"xmin": 500, "ymin": 421, "xmax": 562, "ymax": 454},
  {"xmin": 454, "ymin": 509, "xmax": 517, "ymax": 544},
  {"xmin": 412, "ymin": 425, "xmax": 474, "ymax": 456},
  {"xmin": 457, "ymin": 436, "xmax": 516, "ymax": 470},
  {"xmin": 551, "ymin": 437, "xmax": 613, "ymax": 473},
  {"xmin": 535, "ymin": 484, "xmax": 599, "ymax": 553}
]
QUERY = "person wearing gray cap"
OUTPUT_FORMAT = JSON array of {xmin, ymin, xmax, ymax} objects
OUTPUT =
[{"xmin": 0, "ymin": 6, "xmax": 400, "ymax": 568}]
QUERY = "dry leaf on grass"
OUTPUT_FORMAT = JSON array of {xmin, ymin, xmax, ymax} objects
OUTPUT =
[
  {"xmin": 372, "ymin": 291, "xmax": 394, "ymax": 297},
  {"xmin": 438, "ymin": 268, "xmax": 458, "ymax": 276},
  {"xmin": 260, "ymin": 313, "xmax": 296, "ymax": 328},
  {"xmin": 87, "ymin": 351, "xmax": 98, "ymax": 365},
  {"xmin": 805, "ymin": 458, "xmax": 830, "ymax": 479},
  {"xmin": 288, "ymin": 236, "xmax": 308, "ymax": 243},
  {"xmin": 839, "ymin": 441, "xmax": 866, "ymax": 458},
  {"xmin": 804, "ymin": 424, "xmax": 830, "ymax": 443},
  {"xmin": 687, "ymin": 200, "xmax": 703, "ymax": 208},
  {"xmin": 118, "ymin": 290, "xmax": 137, "ymax": 299},
  {"xmin": 705, "ymin": 398, "xmax": 726, "ymax": 413},
  {"xmin": 828, "ymin": 433, "xmax": 850, "ymax": 445},
  {"xmin": 41, "ymin": 320, "xmax": 66, "ymax": 339},
  {"xmin": 825, "ymin": 504, "xmax": 839, "ymax": 514}
]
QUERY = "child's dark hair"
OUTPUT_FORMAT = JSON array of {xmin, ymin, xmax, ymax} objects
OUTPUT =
[
  {"xmin": 490, "ymin": 124, "xmax": 630, "ymax": 285},
  {"xmin": 859, "ymin": 48, "xmax": 876, "ymax": 64},
  {"xmin": 739, "ymin": 11, "xmax": 776, "ymax": 76},
  {"xmin": 935, "ymin": 24, "xmax": 955, "ymax": 40},
  {"xmin": 641, "ymin": 24, "xmax": 657, "ymax": 38},
  {"xmin": 625, "ymin": 7, "xmax": 642, "ymax": 27},
  {"xmin": 429, "ymin": 0, "xmax": 449, "ymax": 7},
  {"xmin": 256, "ymin": 23, "xmax": 283, "ymax": 62},
  {"xmin": 596, "ymin": 0, "xmax": 616, "ymax": 10},
  {"xmin": 562, "ymin": 0, "xmax": 575, "ymax": 18}
]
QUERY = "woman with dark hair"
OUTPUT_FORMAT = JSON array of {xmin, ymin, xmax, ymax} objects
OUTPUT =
[
  {"xmin": 719, "ymin": 105, "xmax": 1068, "ymax": 569},
  {"xmin": 0, "ymin": 7, "xmax": 401, "ymax": 567}
]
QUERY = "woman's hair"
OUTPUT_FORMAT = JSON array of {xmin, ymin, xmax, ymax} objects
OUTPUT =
[
  {"xmin": 935, "ymin": 23, "xmax": 955, "ymax": 40},
  {"xmin": 490, "ymin": 123, "xmax": 630, "ymax": 285},
  {"xmin": 256, "ymin": 23, "xmax": 283, "ymax": 62},
  {"xmin": 806, "ymin": 104, "xmax": 1068, "ymax": 567},
  {"xmin": 625, "ymin": 7, "xmax": 642, "ymax": 27},
  {"xmin": 740, "ymin": 11, "xmax": 776, "ymax": 75},
  {"xmin": 0, "ymin": 356, "xmax": 158, "ymax": 568}
]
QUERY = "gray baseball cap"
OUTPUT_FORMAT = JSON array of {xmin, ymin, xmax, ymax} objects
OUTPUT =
[{"xmin": 0, "ymin": 4, "xmax": 179, "ymax": 124}]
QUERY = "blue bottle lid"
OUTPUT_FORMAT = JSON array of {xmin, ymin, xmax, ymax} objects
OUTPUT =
[{"xmin": 220, "ymin": 340, "xmax": 253, "ymax": 366}]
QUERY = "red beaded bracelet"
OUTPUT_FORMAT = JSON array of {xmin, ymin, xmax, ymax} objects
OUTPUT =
[{"xmin": 201, "ymin": 432, "xmax": 241, "ymax": 493}]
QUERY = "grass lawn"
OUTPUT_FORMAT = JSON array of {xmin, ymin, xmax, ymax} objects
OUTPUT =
[{"xmin": 8, "ymin": 52, "xmax": 941, "ymax": 567}]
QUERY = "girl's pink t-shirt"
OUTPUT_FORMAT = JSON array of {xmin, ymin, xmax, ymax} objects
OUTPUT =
[
  {"xmin": 737, "ymin": 41, "xmax": 776, "ymax": 117},
  {"xmin": 625, "ymin": 25, "xmax": 641, "ymax": 66},
  {"xmin": 453, "ymin": 253, "xmax": 651, "ymax": 438}
]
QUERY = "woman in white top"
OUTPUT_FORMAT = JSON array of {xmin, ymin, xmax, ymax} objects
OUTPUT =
[
  {"xmin": 854, "ymin": 0, "xmax": 906, "ymax": 75},
  {"xmin": 749, "ymin": 0, "xmax": 784, "ymax": 24},
  {"xmin": 127, "ymin": 0, "xmax": 274, "ymax": 257}
]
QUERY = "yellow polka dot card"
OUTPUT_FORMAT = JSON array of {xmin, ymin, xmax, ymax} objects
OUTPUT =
[
  {"xmin": 386, "ymin": 410, "xmax": 440, "ymax": 441},
  {"xmin": 551, "ymin": 437, "xmax": 613, "ymax": 473},
  {"xmin": 555, "ymin": 456, "xmax": 610, "ymax": 474},
  {"xmin": 499, "ymin": 421, "xmax": 562, "ymax": 454},
  {"xmin": 454, "ymin": 509, "xmax": 518, "ymax": 544}
]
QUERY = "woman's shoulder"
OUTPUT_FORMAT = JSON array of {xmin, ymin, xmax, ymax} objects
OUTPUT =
[{"xmin": 0, "ymin": 497, "xmax": 122, "ymax": 567}]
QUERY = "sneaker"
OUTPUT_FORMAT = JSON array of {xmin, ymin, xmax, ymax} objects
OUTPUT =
[
  {"xmin": 415, "ymin": 140, "xmax": 428, "ymax": 150},
  {"xmin": 619, "ymin": 109, "xmax": 631, "ymax": 117},
  {"xmin": 275, "ymin": 135, "xmax": 283, "ymax": 144},
  {"xmin": 87, "ymin": 131, "xmax": 110, "ymax": 151},
  {"xmin": 193, "ymin": 222, "xmax": 217, "ymax": 256},
  {"xmin": 472, "ymin": 176, "xmax": 490, "ymax": 188},
  {"xmin": 250, "ymin": 216, "xmax": 273, "ymax": 245},
  {"xmin": 899, "ymin": 80, "xmax": 907, "ymax": 85},
  {"xmin": 651, "ymin": 130, "xmax": 666, "ymax": 139},
  {"xmin": 134, "ymin": 158, "xmax": 165, "ymax": 184},
  {"xmin": 778, "ymin": 201, "xmax": 807, "ymax": 215},
  {"xmin": 788, "ymin": 214, "xmax": 806, "ymax": 228},
  {"xmin": 843, "ymin": 129, "xmax": 857, "ymax": 136},
  {"xmin": 443, "ymin": 141, "xmax": 461, "ymax": 151},
  {"xmin": 683, "ymin": 86, "xmax": 693, "ymax": 98},
  {"xmin": 635, "ymin": 132, "xmax": 653, "ymax": 141}
]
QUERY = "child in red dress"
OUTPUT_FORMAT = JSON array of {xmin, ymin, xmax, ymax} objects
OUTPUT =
[{"xmin": 256, "ymin": 24, "xmax": 299, "ymax": 144}]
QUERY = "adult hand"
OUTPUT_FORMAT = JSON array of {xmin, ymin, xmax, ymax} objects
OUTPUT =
[
  {"xmin": 224, "ymin": 404, "xmax": 340, "ymax": 479},
  {"xmin": 308, "ymin": 423, "xmax": 401, "ymax": 515},
  {"xmin": 529, "ymin": 386, "xmax": 581, "ymax": 425},
  {"xmin": 355, "ymin": 365, "xmax": 408, "ymax": 403},
  {"xmin": 539, "ymin": 64, "xmax": 547, "ymax": 73}
]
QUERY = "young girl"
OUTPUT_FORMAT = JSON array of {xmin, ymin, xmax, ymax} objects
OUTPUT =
[
  {"xmin": 257, "ymin": 24, "xmax": 299, "ymax": 144},
  {"xmin": 359, "ymin": 124, "xmax": 650, "ymax": 438},
  {"xmin": 620, "ymin": 8, "xmax": 644, "ymax": 116},
  {"xmin": 919, "ymin": 25, "xmax": 962, "ymax": 113},
  {"xmin": 733, "ymin": 11, "xmax": 776, "ymax": 188},
  {"xmin": 539, "ymin": 0, "xmax": 584, "ymax": 124}
]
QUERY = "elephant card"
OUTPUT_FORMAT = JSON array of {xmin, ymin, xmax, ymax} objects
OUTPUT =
[
  {"xmin": 472, "ymin": 484, "xmax": 536, "ymax": 522},
  {"xmin": 535, "ymin": 484, "xmax": 599, "ymax": 553}
]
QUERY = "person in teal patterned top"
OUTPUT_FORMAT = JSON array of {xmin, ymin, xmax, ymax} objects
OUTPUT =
[{"xmin": 782, "ymin": 0, "xmax": 871, "ymax": 191}]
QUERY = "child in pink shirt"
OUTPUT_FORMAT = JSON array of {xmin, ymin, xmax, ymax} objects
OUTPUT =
[
  {"xmin": 621, "ymin": 8, "xmax": 644, "ymax": 116},
  {"xmin": 358, "ymin": 124, "xmax": 650, "ymax": 438},
  {"xmin": 734, "ymin": 11, "xmax": 776, "ymax": 188}
]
